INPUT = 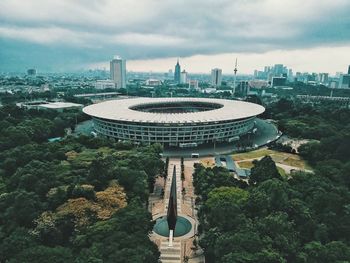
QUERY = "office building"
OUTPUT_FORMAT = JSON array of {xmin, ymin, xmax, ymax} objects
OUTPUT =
[
  {"xmin": 95, "ymin": 80, "xmax": 116, "ymax": 89},
  {"xmin": 180, "ymin": 70, "xmax": 187, "ymax": 84},
  {"xmin": 274, "ymin": 64, "xmax": 284, "ymax": 76},
  {"xmin": 110, "ymin": 56, "xmax": 126, "ymax": 89},
  {"xmin": 339, "ymin": 74, "xmax": 350, "ymax": 89},
  {"xmin": 211, "ymin": 68, "xmax": 222, "ymax": 87},
  {"xmin": 174, "ymin": 59, "xmax": 181, "ymax": 83},
  {"xmin": 318, "ymin": 73, "xmax": 329, "ymax": 84}
]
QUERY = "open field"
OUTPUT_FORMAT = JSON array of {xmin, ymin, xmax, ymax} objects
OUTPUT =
[
  {"xmin": 237, "ymin": 161, "xmax": 254, "ymax": 169},
  {"xmin": 233, "ymin": 147, "xmax": 312, "ymax": 171},
  {"xmin": 232, "ymin": 148, "xmax": 276, "ymax": 161}
]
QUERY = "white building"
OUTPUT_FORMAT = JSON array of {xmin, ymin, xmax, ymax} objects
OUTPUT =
[
  {"xmin": 110, "ymin": 56, "xmax": 126, "ymax": 89},
  {"xmin": 211, "ymin": 68, "xmax": 222, "ymax": 87},
  {"xmin": 95, "ymin": 80, "xmax": 116, "ymax": 89},
  {"xmin": 180, "ymin": 70, "xmax": 188, "ymax": 84},
  {"xmin": 188, "ymin": 80, "xmax": 199, "ymax": 90},
  {"xmin": 145, "ymin": 79, "xmax": 162, "ymax": 86}
]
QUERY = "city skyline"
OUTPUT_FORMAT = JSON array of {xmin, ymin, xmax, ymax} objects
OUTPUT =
[{"xmin": 0, "ymin": 0, "xmax": 350, "ymax": 73}]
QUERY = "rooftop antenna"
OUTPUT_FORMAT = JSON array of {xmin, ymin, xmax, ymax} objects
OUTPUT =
[{"xmin": 232, "ymin": 58, "xmax": 238, "ymax": 98}]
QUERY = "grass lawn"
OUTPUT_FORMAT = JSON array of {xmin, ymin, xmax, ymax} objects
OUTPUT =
[
  {"xmin": 233, "ymin": 147, "xmax": 312, "ymax": 171},
  {"xmin": 281, "ymin": 156, "xmax": 312, "ymax": 170},
  {"xmin": 277, "ymin": 166, "xmax": 287, "ymax": 177},
  {"xmin": 232, "ymin": 148, "xmax": 276, "ymax": 161},
  {"xmin": 237, "ymin": 161, "xmax": 254, "ymax": 169}
]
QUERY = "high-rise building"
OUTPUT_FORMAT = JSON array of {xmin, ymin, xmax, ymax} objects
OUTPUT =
[
  {"xmin": 339, "ymin": 74, "xmax": 350, "ymax": 89},
  {"xmin": 348, "ymin": 65, "xmax": 350, "ymax": 74},
  {"xmin": 274, "ymin": 64, "xmax": 284, "ymax": 76},
  {"xmin": 180, "ymin": 70, "xmax": 187, "ymax": 84},
  {"xmin": 174, "ymin": 59, "xmax": 181, "ymax": 83},
  {"xmin": 110, "ymin": 56, "xmax": 126, "ymax": 89},
  {"xmin": 211, "ymin": 68, "xmax": 222, "ymax": 87},
  {"xmin": 318, "ymin": 73, "xmax": 329, "ymax": 84}
]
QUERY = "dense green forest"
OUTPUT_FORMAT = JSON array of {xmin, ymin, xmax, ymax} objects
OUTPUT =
[
  {"xmin": 0, "ymin": 105, "xmax": 163, "ymax": 262},
  {"xmin": 194, "ymin": 99, "xmax": 350, "ymax": 262}
]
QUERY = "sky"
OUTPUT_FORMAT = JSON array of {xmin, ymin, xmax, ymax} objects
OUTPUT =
[{"xmin": 0, "ymin": 0, "xmax": 350, "ymax": 74}]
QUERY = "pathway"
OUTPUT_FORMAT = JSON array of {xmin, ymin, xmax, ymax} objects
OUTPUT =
[{"xmin": 150, "ymin": 158, "xmax": 205, "ymax": 263}]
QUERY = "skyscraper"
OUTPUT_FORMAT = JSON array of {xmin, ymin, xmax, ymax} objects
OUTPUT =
[
  {"xmin": 110, "ymin": 56, "xmax": 126, "ymax": 89},
  {"xmin": 180, "ymin": 70, "xmax": 187, "ymax": 84},
  {"xmin": 274, "ymin": 64, "xmax": 284, "ymax": 76},
  {"xmin": 174, "ymin": 59, "xmax": 181, "ymax": 83},
  {"xmin": 211, "ymin": 68, "xmax": 222, "ymax": 87}
]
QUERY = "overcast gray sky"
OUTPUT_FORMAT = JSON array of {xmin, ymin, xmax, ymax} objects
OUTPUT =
[{"xmin": 0, "ymin": 0, "xmax": 350, "ymax": 74}]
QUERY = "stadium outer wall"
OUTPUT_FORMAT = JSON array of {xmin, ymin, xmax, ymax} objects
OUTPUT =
[{"xmin": 83, "ymin": 98, "xmax": 265, "ymax": 147}]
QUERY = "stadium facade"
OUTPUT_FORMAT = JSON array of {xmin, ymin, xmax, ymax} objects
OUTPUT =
[{"xmin": 83, "ymin": 98, "xmax": 265, "ymax": 147}]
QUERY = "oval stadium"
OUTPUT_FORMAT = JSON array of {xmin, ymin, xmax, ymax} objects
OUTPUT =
[{"xmin": 83, "ymin": 98, "xmax": 265, "ymax": 147}]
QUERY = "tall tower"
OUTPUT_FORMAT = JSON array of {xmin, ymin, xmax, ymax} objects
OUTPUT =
[
  {"xmin": 174, "ymin": 59, "xmax": 181, "ymax": 84},
  {"xmin": 211, "ymin": 68, "xmax": 222, "ymax": 87},
  {"xmin": 110, "ymin": 56, "xmax": 126, "ymax": 89},
  {"xmin": 232, "ymin": 58, "xmax": 238, "ymax": 97}
]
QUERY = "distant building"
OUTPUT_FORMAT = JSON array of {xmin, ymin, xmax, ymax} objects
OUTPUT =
[
  {"xmin": 174, "ymin": 59, "xmax": 181, "ymax": 83},
  {"xmin": 188, "ymin": 80, "xmax": 199, "ymax": 90},
  {"xmin": 318, "ymin": 73, "xmax": 329, "ymax": 84},
  {"xmin": 180, "ymin": 70, "xmax": 187, "ymax": 84},
  {"xmin": 95, "ymin": 80, "xmax": 116, "ymax": 89},
  {"xmin": 348, "ymin": 65, "xmax": 350, "ymax": 74},
  {"xmin": 237, "ymin": 81, "xmax": 250, "ymax": 96},
  {"xmin": 19, "ymin": 101, "xmax": 83, "ymax": 112},
  {"xmin": 110, "ymin": 56, "xmax": 126, "ymax": 89},
  {"xmin": 288, "ymin": 69, "xmax": 293, "ymax": 79},
  {"xmin": 338, "ymin": 74, "xmax": 350, "ymax": 89},
  {"xmin": 27, "ymin": 69, "xmax": 37, "ymax": 76},
  {"xmin": 211, "ymin": 68, "xmax": 222, "ymax": 87},
  {"xmin": 145, "ymin": 79, "xmax": 162, "ymax": 86},
  {"xmin": 274, "ymin": 64, "xmax": 284, "ymax": 76},
  {"xmin": 271, "ymin": 77, "xmax": 287, "ymax": 87},
  {"xmin": 328, "ymin": 80, "xmax": 338, "ymax": 89}
]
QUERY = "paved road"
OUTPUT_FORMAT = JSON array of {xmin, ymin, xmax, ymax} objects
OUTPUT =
[{"xmin": 163, "ymin": 118, "xmax": 280, "ymax": 157}]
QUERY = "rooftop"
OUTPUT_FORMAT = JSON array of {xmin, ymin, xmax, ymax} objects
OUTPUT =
[{"xmin": 83, "ymin": 97, "xmax": 265, "ymax": 124}]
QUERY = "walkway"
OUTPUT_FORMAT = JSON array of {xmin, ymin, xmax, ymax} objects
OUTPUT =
[{"xmin": 150, "ymin": 158, "xmax": 204, "ymax": 263}]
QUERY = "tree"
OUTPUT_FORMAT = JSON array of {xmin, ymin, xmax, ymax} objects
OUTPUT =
[
  {"xmin": 10, "ymin": 246, "xmax": 74, "ymax": 263},
  {"xmin": 249, "ymin": 156, "xmax": 282, "ymax": 185}
]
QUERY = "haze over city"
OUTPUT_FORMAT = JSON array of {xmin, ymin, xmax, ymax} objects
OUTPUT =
[{"xmin": 1, "ymin": 0, "xmax": 350, "ymax": 74}]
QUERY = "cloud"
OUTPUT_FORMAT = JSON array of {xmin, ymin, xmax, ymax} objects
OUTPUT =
[{"xmin": 0, "ymin": 0, "xmax": 349, "ymax": 71}]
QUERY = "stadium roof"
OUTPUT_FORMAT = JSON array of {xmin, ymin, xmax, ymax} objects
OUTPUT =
[{"xmin": 83, "ymin": 97, "xmax": 265, "ymax": 124}]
